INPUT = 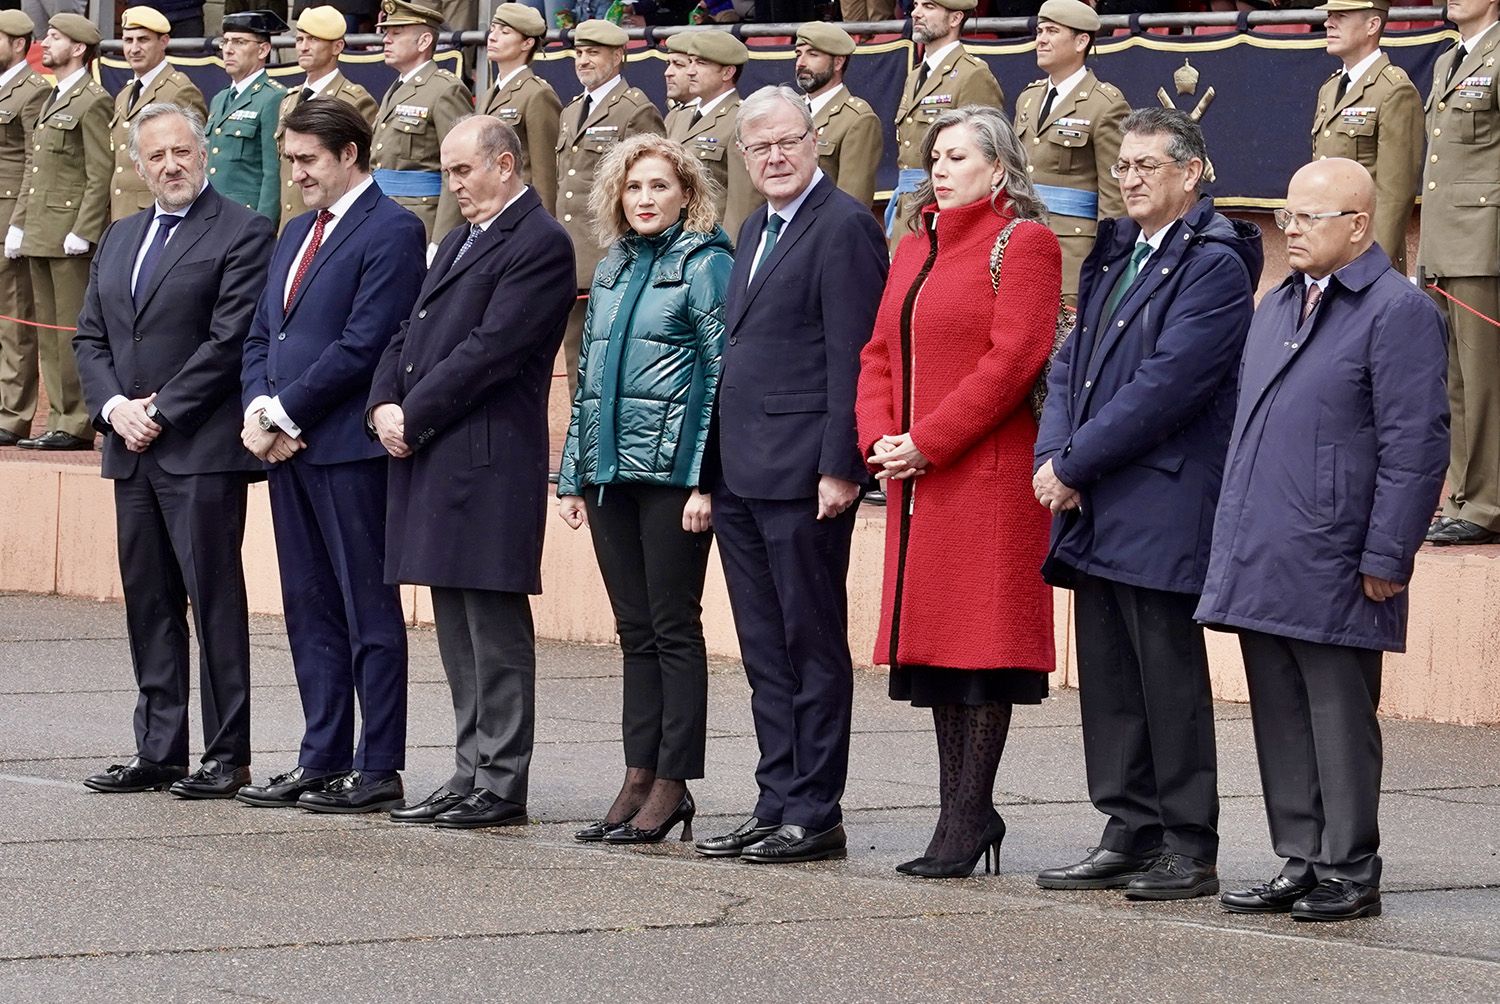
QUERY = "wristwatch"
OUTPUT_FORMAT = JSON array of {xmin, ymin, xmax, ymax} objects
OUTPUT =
[{"xmin": 257, "ymin": 411, "xmax": 274, "ymax": 432}]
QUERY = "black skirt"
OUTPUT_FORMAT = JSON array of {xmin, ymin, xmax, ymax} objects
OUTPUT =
[{"xmin": 889, "ymin": 665, "xmax": 1049, "ymax": 708}]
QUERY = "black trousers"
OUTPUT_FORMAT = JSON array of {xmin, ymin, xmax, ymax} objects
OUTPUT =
[
  {"xmin": 1239, "ymin": 629, "xmax": 1384, "ymax": 887},
  {"xmin": 113, "ymin": 452, "xmax": 251, "ymax": 768},
  {"xmin": 1073, "ymin": 573, "xmax": 1219, "ymax": 861},
  {"xmin": 584, "ymin": 483, "xmax": 711, "ymax": 780},
  {"xmin": 431, "ymin": 587, "xmax": 535, "ymax": 803}
]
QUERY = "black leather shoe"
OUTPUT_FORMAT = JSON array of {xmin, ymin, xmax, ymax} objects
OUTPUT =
[
  {"xmin": 1426, "ymin": 516, "xmax": 1456, "ymax": 542},
  {"xmin": 574, "ymin": 816, "xmax": 632, "ymax": 842},
  {"xmin": 83, "ymin": 755, "xmax": 186, "ymax": 793},
  {"xmin": 1124, "ymin": 852, "xmax": 1219, "ymax": 900},
  {"xmin": 693, "ymin": 815, "xmax": 780, "ymax": 858},
  {"xmin": 906, "ymin": 814, "xmax": 1006, "ymax": 879},
  {"xmin": 17, "ymin": 430, "xmax": 92, "ymax": 451},
  {"xmin": 297, "ymin": 770, "xmax": 404, "ymax": 814},
  {"xmin": 236, "ymin": 765, "xmax": 337, "ymax": 807},
  {"xmin": 1036, "ymin": 846, "xmax": 1160, "ymax": 890},
  {"xmin": 0, "ymin": 429, "xmax": 21, "ymax": 447},
  {"xmin": 1220, "ymin": 875, "xmax": 1317, "ymax": 914},
  {"xmin": 741, "ymin": 823, "xmax": 847, "ymax": 864},
  {"xmin": 389, "ymin": 786, "xmax": 467, "ymax": 823},
  {"xmin": 1291, "ymin": 879, "xmax": 1382, "ymax": 921},
  {"xmin": 168, "ymin": 759, "xmax": 251, "ymax": 799},
  {"xmin": 433, "ymin": 788, "xmax": 527, "ymax": 829},
  {"xmin": 604, "ymin": 793, "xmax": 695, "ymax": 844},
  {"xmin": 1428, "ymin": 518, "xmax": 1500, "ymax": 546},
  {"xmin": 895, "ymin": 856, "xmax": 932, "ymax": 875}
]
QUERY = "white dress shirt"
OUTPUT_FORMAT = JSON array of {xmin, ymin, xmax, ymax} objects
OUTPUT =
[{"xmin": 748, "ymin": 168, "xmax": 825, "ymax": 283}]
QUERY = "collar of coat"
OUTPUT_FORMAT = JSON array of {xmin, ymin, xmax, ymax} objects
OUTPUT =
[
  {"xmin": 1098, "ymin": 193, "xmax": 1216, "ymax": 258},
  {"xmin": 1273, "ymin": 241, "xmax": 1388, "ymax": 300},
  {"xmin": 595, "ymin": 222, "xmax": 730, "ymax": 288}
]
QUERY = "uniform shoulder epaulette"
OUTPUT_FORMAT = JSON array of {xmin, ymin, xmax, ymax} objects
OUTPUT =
[
  {"xmin": 846, "ymin": 94, "xmax": 874, "ymax": 114},
  {"xmin": 622, "ymin": 86, "xmax": 653, "ymax": 106},
  {"xmin": 1381, "ymin": 63, "xmax": 1409, "ymax": 83},
  {"xmin": 1097, "ymin": 81, "xmax": 1123, "ymax": 98},
  {"xmin": 565, "ymin": 91, "xmax": 585, "ymax": 106},
  {"xmin": 86, "ymin": 80, "xmax": 107, "ymax": 96},
  {"xmin": 435, "ymin": 68, "xmax": 459, "ymax": 82},
  {"xmin": 1022, "ymin": 78, "xmax": 1047, "ymax": 91},
  {"xmin": 264, "ymin": 77, "xmax": 287, "ymax": 91}
]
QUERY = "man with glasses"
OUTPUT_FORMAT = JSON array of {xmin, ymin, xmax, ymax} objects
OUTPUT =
[
  {"xmin": 206, "ymin": 10, "xmax": 288, "ymax": 221},
  {"xmin": 1033, "ymin": 107, "xmax": 1262, "ymax": 900},
  {"xmin": 1199, "ymin": 158, "xmax": 1447, "ymax": 921}
]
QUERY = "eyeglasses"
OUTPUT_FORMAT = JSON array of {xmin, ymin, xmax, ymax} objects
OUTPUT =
[
  {"xmin": 1109, "ymin": 158, "xmax": 1184, "ymax": 180},
  {"xmin": 740, "ymin": 130, "xmax": 810, "ymax": 162},
  {"xmin": 1273, "ymin": 209, "xmax": 1361, "ymax": 231}
]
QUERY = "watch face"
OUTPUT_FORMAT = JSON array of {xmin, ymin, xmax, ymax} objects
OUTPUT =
[{"xmin": 259, "ymin": 413, "xmax": 274, "ymax": 431}]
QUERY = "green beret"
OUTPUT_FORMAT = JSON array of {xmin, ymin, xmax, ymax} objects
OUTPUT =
[
  {"xmin": 796, "ymin": 21, "xmax": 855, "ymax": 57},
  {"xmin": 574, "ymin": 18, "xmax": 627, "ymax": 47},
  {"xmin": 491, "ymin": 2, "xmax": 545, "ymax": 37},
  {"xmin": 1038, "ymin": 0, "xmax": 1101, "ymax": 32},
  {"xmin": 49, "ymin": 12, "xmax": 101, "ymax": 45},
  {"xmin": 664, "ymin": 31, "xmax": 697, "ymax": 55},
  {"xmin": 685, "ymin": 29, "xmax": 747, "ymax": 66},
  {"xmin": 0, "ymin": 9, "xmax": 35, "ymax": 38},
  {"xmin": 930, "ymin": 0, "xmax": 977, "ymax": 10}
]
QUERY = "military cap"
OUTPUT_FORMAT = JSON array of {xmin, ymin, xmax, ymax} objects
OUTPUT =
[
  {"xmin": 1316, "ymin": 0, "xmax": 1391, "ymax": 12},
  {"xmin": 928, "ymin": 0, "xmax": 977, "ymax": 11},
  {"xmin": 681, "ymin": 29, "xmax": 747, "ymax": 66},
  {"xmin": 491, "ymin": 1, "xmax": 545, "ymax": 36},
  {"xmin": 573, "ymin": 18, "xmax": 628, "ymax": 48},
  {"xmin": 665, "ymin": 31, "xmax": 697, "ymax": 55},
  {"xmin": 1038, "ymin": 0, "xmax": 1101, "ymax": 32},
  {"xmin": 222, "ymin": 9, "xmax": 290, "ymax": 38},
  {"xmin": 376, "ymin": 0, "xmax": 445, "ymax": 29},
  {"xmin": 0, "ymin": 9, "xmax": 34, "ymax": 38},
  {"xmin": 796, "ymin": 21, "xmax": 855, "ymax": 57},
  {"xmin": 121, "ymin": 6, "xmax": 172, "ymax": 34},
  {"xmin": 296, "ymin": 5, "xmax": 347, "ymax": 40},
  {"xmin": 49, "ymin": 12, "xmax": 101, "ymax": 45}
]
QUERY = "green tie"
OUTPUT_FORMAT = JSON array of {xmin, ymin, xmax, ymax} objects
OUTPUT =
[
  {"xmin": 751, "ymin": 213, "xmax": 784, "ymax": 281},
  {"xmin": 1102, "ymin": 241, "xmax": 1152, "ymax": 323}
]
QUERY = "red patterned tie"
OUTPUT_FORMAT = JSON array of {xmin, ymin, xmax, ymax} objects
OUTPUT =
[
  {"xmin": 286, "ymin": 209, "xmax": 334, "ymax": 310},
  {"xmin": 1302, "ymin": 282, "xmax": 1323, "ymax": 325}
]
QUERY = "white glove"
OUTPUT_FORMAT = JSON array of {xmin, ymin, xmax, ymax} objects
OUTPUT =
[
  {"xmin": 4, "ymin": 226, "xmax": 21, "ymax": 259},
  {"xmin": 63, "ymin": 232, "xmax": 90, "ymax": 255},
  {"xmin": 426, "ymin": 242, "xmax": 438, "ymax": 267}
]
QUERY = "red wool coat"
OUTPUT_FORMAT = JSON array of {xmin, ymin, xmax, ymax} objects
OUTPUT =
[{"xmin": 855, "ymin": 196, "xmax": 1061, "ymax": 672}]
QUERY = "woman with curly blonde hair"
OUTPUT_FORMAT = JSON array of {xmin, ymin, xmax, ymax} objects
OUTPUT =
[{"xmin": 558, "ymin": 133, "xmax": 733, "ymax": 846}]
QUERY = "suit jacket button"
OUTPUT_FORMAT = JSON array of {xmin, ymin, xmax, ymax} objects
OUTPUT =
[
  {"xmin": 405, "ymin": 363, "xmax": 414, "ymax": 373},
  {"xmin": 1084, "ymin": 380, "xmax": 1091, "ymax": 388},
  {"xmin": 277, "ymin": 332, "xmax": 286, "ymax": 340},
  {"xmin": 418, "ymin": 309, "xmax": 426, "ymax": 318},
  {"xmin": 133, "ymin": 335, "xmax": 141, "ymax": 341},
  {"xmin": 728, "ymin": 335, "xmax": 738, "ymax": 345}
]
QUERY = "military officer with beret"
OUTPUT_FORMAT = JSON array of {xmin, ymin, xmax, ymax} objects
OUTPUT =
[
  {"xmin": 275, "ymin": 5, "xmax": 378, "ymax": 231},
  {"xmin": 1420, "ymin": 0, "xmax": 1500, "ymax": 546},
  {"xmin": 10, "ymin": 12, "xmax": 110, "ymax": 451},
  {"xmin": 668, "ymin": 29, "xmax": 761, "ymax": 240},
  {"xmin": 1310, "ymin": 0, "xmax": 1421, "ymax": 276},
  {"xmin": 480, "ymin": 3, "xmax": 561, "ymax": 214},
  {"xmin": 890, "ymin": 0, "xmax": 1004, "ymax": 243},
  {"xmin": 555, "ymin": 19, "xmax": 665, "ymax": 391},
  {"xmin": 794, "ymin": 22, "xmax": 883, "ymax": 209},
  {"xmin": 1014, "ymin": 0, "xmax": 1128, "ymax": 305},
  {"xmin": 207, "ymin": 11, "xmax": 288, "ymax": 221},
  {"xmin": 0, "ymin": 10, "xmax": 48, "ymax": 447},
  {"xmin": 110, "ymin": 7, "xmax": 208, "ymax": 221},
  {"xmin": 371, "ymin": 0, "xmax": 472, "ymax": 259},
  {"xmin": 662, "ymin": 41, "xmax": 694, "ymax": 135}
]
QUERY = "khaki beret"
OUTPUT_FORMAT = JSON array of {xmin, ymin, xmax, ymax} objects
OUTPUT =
[
  {"xmin": 1316, "ymin": 0, "xmax": 1391, "ymax": 12},
  {"xmin": 1038, "ymin": 0, "xmax": 1101, "ymax": 32},
  {"xmin": 0, "ymin": 9, "xmax": 35, "ymax": 38},
  {"xmin": 664, "ymin": 31, "xmax": 696, "ymax": 55},
  {"xmin": 49, "ymin": 12, "xmax": 101, "ymax": 45},
  {"xmin": 682, "ymin": 29, "xmax": 746, "ymax": 66},
  {"xmin": 121, "ymin": 6, "xmax": 172, "ymax": 34},
  {"xmin": 929, "ymin": 0, "xmax": 977, "ymax": 11},
  {"xmin": 491, "ymin": 2, "xmax": 545, "ymax": 36},
  {"xmin": 796, "ymin": 21, "xmax": 855, "ymax": 57},
  {"xmin": 573, "ymin": 18, "xmax": 627, "ymax": 48},
  {"xmin": 376, "ymin": 0, "xmax": 444, "ymax": 29},
  {"xmin": 296, "ymin": 5, "xmax": 347, "ymax": 40}
]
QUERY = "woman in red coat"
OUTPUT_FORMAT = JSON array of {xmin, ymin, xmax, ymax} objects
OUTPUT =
[{"xmin": 855, "ymin": 105, "xmax": 1061, "ymax": 879}]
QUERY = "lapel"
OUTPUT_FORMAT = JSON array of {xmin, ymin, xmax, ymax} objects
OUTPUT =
[
  {"xmin": 0, "ymin": 66, "xmax": 30, "ymax": 106},
  {"xmin": 813, "ymin": 85, "xmax": 845, "ymax": 131},
  {"xmin": 378, "ymin": 70, "xmax": 421, "ymax": 126},
  {"xmin": 487, "ymin": 66, "xmax": 532, "ymax": 112},
  {"xmin": 110, "ymin": 210, "xmax": 154, "ymax": 324},
  {"xmin": 682, "ymin": 91, "xmax": 739, "ymax": 142},
  {"xmin": 1042, "ymin": 69, "xmax": 1093, "ymax": 130},
  {"xmin": 1317, "ymin": 54, "xmax": 1387, "ymax": 130},
  {"xmin": 281, "ymin": 182, "xmax": 380, "ymax": 326},
  {"xmin": 210, "ymin": 79, "xmax": 253, "ymax": 130},
  {"xmin": 135, "ymin": 187, "xmax": 220, "ymax": 317},
  {"xmin": 578, "ymin": 80, "xmax": 627, "ymax": 135},
  {"xmin": 41, "ymin": 74, "xmax": 89, "ymax": 125},
  {"xmin": 912, "ymin": 45, "xmax": 962, "ymax": 105},
  {"xmin": 418, "ymin": 188, "xmax": 541, "ymax": 306},
  {"xmin": 1434, "ymin": 29, "xmax": 1498, "ymax": 102},
  {"xmin": 137, "ymin": 67, "xmax": 175, "ymax": 115},
  {"xmin": 728, "ymin": 177, "xmax": 831, "ymax": 332}
]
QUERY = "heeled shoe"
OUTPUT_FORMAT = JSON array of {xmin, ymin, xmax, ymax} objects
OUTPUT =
[
  {"xmin": 574, "ymin": 814, "xmax": 634, "ymax": 842},
  {"xmin": 895, "ymin": 856, "xmax": 933, "ymax": 875},
  {"xmin": 908, "ymin": 814, "xmax": 1007, "ymax": 879},
  {"xmin": 602, "ymin": 793, "xmax": 695, "ymax": 844}
]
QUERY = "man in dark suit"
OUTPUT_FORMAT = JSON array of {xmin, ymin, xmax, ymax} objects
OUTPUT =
[
  {"xmin": 693, "ymin": 86, "xmax": 887, "ymax": 865},
  {"xmin": 73, "ymin": 103, "xmax": 274, "ymax": 797},
  {"xmin": 368, "ymin": 115, "xmax": 575, "ymax": 829},
  {"xmin": 235, "ymin": 100, "xmax": 426, "ymax": 814},
  {"xmin": 1032, "ymin": 108, "xmax": 1262, "ymax": 899}
]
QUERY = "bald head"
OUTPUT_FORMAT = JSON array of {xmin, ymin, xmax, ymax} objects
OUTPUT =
[
  {"xmin": 441, "ymin": 114, "xmax": 523, "ymax": 224},
  {"xmin": 1282, "ymin": 158, "xmax": 1377, "ymax": 279}
]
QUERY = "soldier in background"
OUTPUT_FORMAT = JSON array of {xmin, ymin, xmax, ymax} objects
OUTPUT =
[
  {"xmin": 1014, "ymin": 0, "xmax": 1128, "ymax": 306},
  {"xmin": 207, "ymin": 10, "xmax": 288, "ymax": 221},
  {"xmin": 668, "ymin": 29, "xmax": 760, "ymax": 240},
  {"xmin": 479, "ymin": 3, "xmax": 561, "ymax": 215},
  {"xmin": 1309, "ymin": 0, "xmax": 1421, "ymax": 275},
  {"xmin": 794, "ymin": 22, "xmax": 883, "ymax": 209},
  {"xmin": 110, "ymin": 6, "xmax": 207, "ymax": 221},
  {"xmin": 663, "ymin": 37, "xmax": 693, "ymax": 134}
]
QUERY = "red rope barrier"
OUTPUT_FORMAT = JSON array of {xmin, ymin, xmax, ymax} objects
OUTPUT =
[
  {"xmin": 1427, "ymin": 283, "xmax": 1500, "ymax": 330},
  {"xmin": 0, "ymin": 312, "xmax": 75, "ymax": 331}
]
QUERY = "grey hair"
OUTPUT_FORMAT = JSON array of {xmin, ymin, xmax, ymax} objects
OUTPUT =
[
  {"xmin": 460, "ymin": 113, "xmax": 523, "ymax": 167},
  {"xmin": 127, "ymin": 103, "xmax": 206, "ymax": 165},
  {"xmin": 1121, "ymin": 107, "xmax": 1207, "ymax": 176},
  {"xmin": 734, "ymin": 84, "xmax": 813, "ymax": 145},
  {"xmin": 907, "ymin": 105, "xmax": 1048, "ymax": 226}
]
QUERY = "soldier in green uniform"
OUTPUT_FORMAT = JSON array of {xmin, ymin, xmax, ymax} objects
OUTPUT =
[
  {"xmin": 668, "ymin": 29, "xmax": 761, "ymax": 241},
  {"xmin": 1014, "ymin": 0, "xmax": 1128, "ymax": 305},
  {"xmin": 276, "ymin": 6, "xmax": 378, "ymax": 231},
  {"xmin": 662, "ymin": 41, "xmax": 694, "ymax": 134},
  {"xmin": 480, "ymin": 3, "xmax": 561, "ymax": 214},
  {"xmin": 371, "ymin": 0, "xmax": 472, "ymax": 258},
  {"xmin": 555, "ymin": 19, "xmax": 665, "ymax": 391},
  {"xmin": 794, "ymin": 21, "xmax": 883, "ymax": 209},
  {"xmin": 206, "ymin": 10, "xmax": 287, "ymax": 221},
  {"xmin": 0, "ymin": 10, "xmax": 48, "ymax": 446},
  {"xmin": 1310, "ymin": 0, "xmax": 1421, "ymax": 275},
  {"xmin": 12, "ymin": 13, "xmax": 110, "ymax": 450},
  {"xmin": 110, "ymin": 7, "xmax": 208, "ymax": 221},
  {"xmin": 889, "ymin": 0, "xmax": 1004, "ymax": 243}
]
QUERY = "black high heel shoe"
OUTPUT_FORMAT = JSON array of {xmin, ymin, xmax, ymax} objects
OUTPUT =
[
  {"xmin": 574, "ymin": 813, "xmax": 634, "ymax": 842},
  {"xmin": 602, "ymin": 793, "xmax": 695, "ymax": 844},
  {"xmin": 908, "ymin": 814, "xmax": 1006, "ymax": 879},
  {"xmin": 896, "ymin": 856, "xmax": 933, "ymax": 875}
]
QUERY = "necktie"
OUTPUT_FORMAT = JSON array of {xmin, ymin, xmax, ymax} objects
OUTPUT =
[
  {"xmin": 915, "ymin": 61, "xmax": 929, "ymax": 93},
  {"xmin": 1101, "ymin": 242, "xmax": 1152, "ymax": 323},
  {"xmin": 1447, "ymin": 44, "xmax": 1467, "ymax": 88},
  {"xmin": 300, "ymin": 86, "xmax": 314, "ymax": 105},
  {"xmin": 1038, "ymin": 85, "xmax": 1057, "ymax": 125},
  {"xmin": 750, "ymin": 213, "xmax": 784, "ymax": 282},
  {"xmin": 286, "ymin": 209, "xmax": 334, "ymax": 309},
  {"xmin": 128, "ymin": 79, "xmax": 143, "ymax": 112},
  {"xmin": 1334, "ymin": 72, "xmax": 1349, "ymax": 103},
  {"xmin": 688, "ymin": 107, "xmax": 702, "ymax": 129},
  {"xmin": 449, "ymin": 224, "xmax": 482, "ymax": 271},
  {"xmin": 1301, "ymin": 282, "xmax": 1323, "ymax": 325},
  {"xmin": 45, "ymin": 85, "xmax": 59, "ymax": 111},
  {"xmin": 133, "ymin": 215, "xmax": 182, "ymax": 308},
  {"xmin": 578, "ymin": 93, "xmax": 593, "ymax": 131}
]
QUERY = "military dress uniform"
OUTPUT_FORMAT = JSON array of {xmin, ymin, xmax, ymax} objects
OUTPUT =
[
  {"xmin": 1418, "ymin": 22, "xmax": 1500, "ymax": 536},
  {"xmin": 481, "ymin": 68, "xmax": 562, "ymax": 215},
  {"xmin": 275, "ymin": 73, "xmax": 378, "ymax": 230},
  {"xmin": 669, "ymin": 92, "xmax": 761, "ymax": 242},
  {"xmin": 811, "ymin": 86, "xmax": 883, "ymax": 209},
  {"xmin": 370, "ymin": 61, "xmax": 473, "ymax": 243},
  {"xmin": 1014, "ymin": 69, "xmax": 1128, "ymax": 305},
  {"xmin": 206, "ymin": 72, "xmax": 287, "ymax": 221},
  {"xmin": 0, "ymin": 51, "xmax": 49, "ymax": 439}
]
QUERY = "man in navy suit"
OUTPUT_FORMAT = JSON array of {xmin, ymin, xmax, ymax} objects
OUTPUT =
[
  {"xmin": 73, "ymin": 103, "xmax": 274, "ymax": 798},
  {"xmin": 693, "ymin": 86, "xmax": 888, "ymax": 864},
  {"xmin": 236, "ymin": 100, "xmax": 426, "ymax": 814}
]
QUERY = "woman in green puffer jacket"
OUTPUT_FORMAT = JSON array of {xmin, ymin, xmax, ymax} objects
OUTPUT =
[{"xmin": 557, "ymin": 133, "xmax": 733, "ymax": 847}]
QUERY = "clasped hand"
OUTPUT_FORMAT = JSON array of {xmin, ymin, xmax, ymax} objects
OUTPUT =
[
  {"xmin": 1033, "ymin": 459, "xmax": 1081, "ymax": 513},
  {"xmin": 867, "ymin": 433, "xmax": 928, "ymax": 482},
  {"xmin": 110, "ymin": 394, "xmax": 161, "ymax": 453},
  {"xmin": 370, "ymin": 403, "xmax": 411, "ymax": 459},
  {"xmin": 241, "ymin": 411, "xmax": 306, "ymax": 463}
]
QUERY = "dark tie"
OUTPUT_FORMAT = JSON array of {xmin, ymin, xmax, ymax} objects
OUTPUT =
[
  {"xmin": 1447, "ymin": 44, "xmax": 1468, "ymax": 88},
  {"xmin": 133, "ymin": 215, "xmax": 182, "ymax": 308},
  {"xmin": 1038, "ymin": 85, "xmax": 1057, "ymax": 125},
  {"xmin": 578, "ymin": 93, "xmax": 593, "ymax": 132},
  {"xmin": 1101, "ymin": 242, "xmax": 1152, "ymax": 324},
  {"xmin": 45, "ymin": 85, "xmax": 59, "ymax": 111},
  {"xmin": 688, "ymin": 107, "xmax": 702, "ymax": 129},
  {"xmin": 750, "ymin": 213, "xmax": 784, "ymax": 281},
  {"xmin": 1301, "ymin": 282, "xmax": 1323, "ymax": 325},
  {"xmin": 286, "ymin": 209, "xmax": 334, "ymax": 309},
  {"xmin": 300, "ymin": 86, "xmax": 314, "ymax": 105},
  {"xmin": 1334, "ymin": 72, "xmax": 1349, "ymax": 103},
  {"xmin": 449, "ymin": 223, "xmax": 482, "ymax": 271},
  {"xmin": 915, "ymin": 61, "xmax": 929, "ymax": 93},
  {"xmin": 128, "ymin": 79, "xmax": 143, "ymax": 112}
]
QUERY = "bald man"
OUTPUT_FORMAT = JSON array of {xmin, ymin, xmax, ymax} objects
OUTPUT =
[{"xmin": 1197, "ymin": 159, "xmax": 1448, "ymax": 922}]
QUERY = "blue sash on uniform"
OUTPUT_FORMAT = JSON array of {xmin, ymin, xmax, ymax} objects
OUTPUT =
[
  {"xmin": 884, "ymin": 167, "xmax": 928, "ymax": 237},
  {"xmin": 373, "ymin": 168, "xmax": 443, "ymax": 198},
  {"xmin": 1034, "ymin": 184, "xmax": 1099, "ymax": 220}
]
